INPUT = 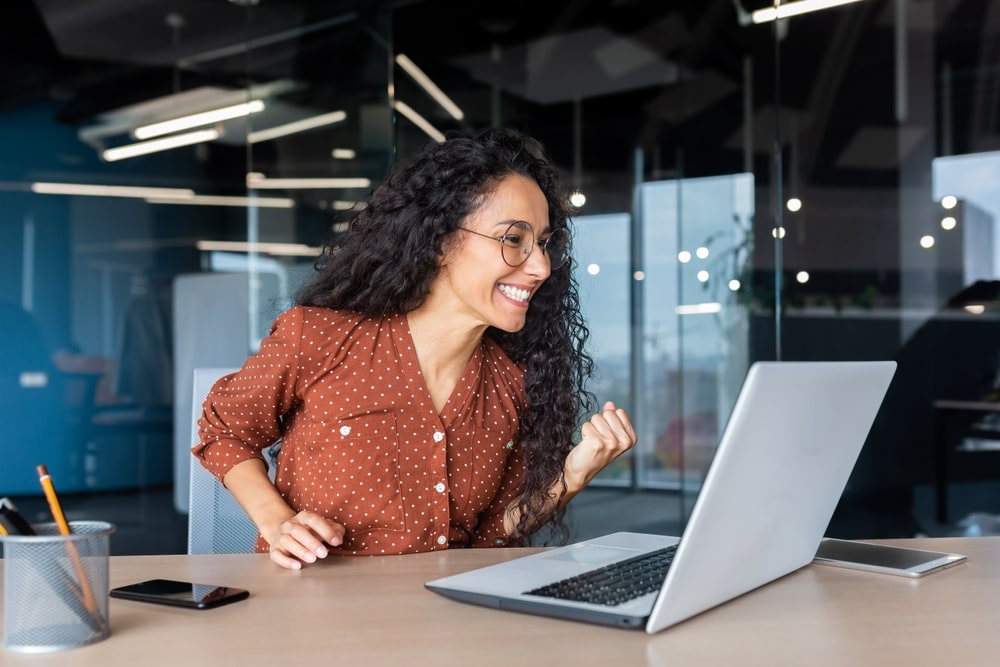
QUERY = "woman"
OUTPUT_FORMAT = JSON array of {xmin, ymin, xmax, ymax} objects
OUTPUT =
[{"xmin": 193, "ymin": 128, "xmax": 636, "ymax": 570}]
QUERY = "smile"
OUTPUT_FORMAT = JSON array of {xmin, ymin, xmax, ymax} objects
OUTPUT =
[{"xmin": 498, "ymin": 284, "xmax": 530, "ymax": 304}]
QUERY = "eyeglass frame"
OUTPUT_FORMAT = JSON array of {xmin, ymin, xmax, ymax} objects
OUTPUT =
[{"xmin": 457, "ymin": 220, "xmax": 571, "ymax": 269}]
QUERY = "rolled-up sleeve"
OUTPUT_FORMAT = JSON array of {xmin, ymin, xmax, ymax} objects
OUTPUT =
[{"xmin": 191, "ymin": 308, "xmax": 305, "ymax": 482}]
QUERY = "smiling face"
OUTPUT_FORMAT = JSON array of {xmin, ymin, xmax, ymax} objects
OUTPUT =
[{"xmin": 430, "ymin": 173, "xmax": 553, "ymax": 334}]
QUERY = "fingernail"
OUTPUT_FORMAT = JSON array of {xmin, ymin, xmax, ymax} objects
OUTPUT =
[{"xmin": 316, "ymin": 546, "xmax": 329, "ymax": 558}]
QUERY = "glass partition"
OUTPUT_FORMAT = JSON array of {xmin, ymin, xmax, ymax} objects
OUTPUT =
[
  {"xmin": 634, "ymin": 175, "xmax": 754, "ymax": 500},
  {"xmin": 3, "ymin": 1, "xmax": 1000, "ymax": 549}
]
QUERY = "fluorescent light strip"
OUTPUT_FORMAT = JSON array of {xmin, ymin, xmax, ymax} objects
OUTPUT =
[
  {"xmin": 675, "ymin": 302, "xmax": 723, "ymax": 315},
  {"xmin": 247, "ymin": 110, "xmax": 348, "ymax": 143},
  {"xmin": 145, "ymin": 194, "xmax": 295, "ymax": 208},
  {"xmin": 395, "ymin": 54, "xmax": 465, "ymax": 121},
  {"xmin": 751, "ymin": 0, "xmax": 863, "ymax": 24},
  {"xmin": 31, "ymin": 182, "xmax": 195, "ymax": 200},
  {"xmin": 103, "ymin": 128, "xmax": 221, "ymax": 162},
  {"xmin": 196, "ymin": 240, "xmax": 322, "ymax": 257},
  {"xmin": 135, "ymin": 100, "xmax": 265, "ymax": 139},
  {"xmin": 392, "ymin": 100, "xmax": 445, "ymax": 143},
  {"xmin": 246, "ymin": 175, "xmax": 372, "ymax": 190},
  {"xmin": 332, "ymin": 148, "xmax": 357, "ymax": 160}
]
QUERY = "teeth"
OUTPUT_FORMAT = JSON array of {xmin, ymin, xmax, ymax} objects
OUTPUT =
[{"xmin": 498, "ymin": 284, "xmax": 530, "ymax": 302}]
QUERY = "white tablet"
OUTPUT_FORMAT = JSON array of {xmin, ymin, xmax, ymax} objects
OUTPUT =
[{"xmin": 814, "ymin": 538, "xmax": 967, "ymax": 578}]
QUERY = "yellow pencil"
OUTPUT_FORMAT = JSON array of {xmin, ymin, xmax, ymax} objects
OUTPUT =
[
  {"xmin": 37, "ymin": 465, "xmax": 72, "ymax": 534},
  {"xmin": 36, "ymin": 464, "xmax": 105, "ymax": 630}
]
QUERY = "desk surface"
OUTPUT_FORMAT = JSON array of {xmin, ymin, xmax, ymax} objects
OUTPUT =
[{"xmin": 3, "ymin": 537, "xmax": 999, "ymax": 666}]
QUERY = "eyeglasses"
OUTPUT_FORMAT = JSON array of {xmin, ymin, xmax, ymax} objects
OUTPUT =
[{"xmin": 458, "ymin": 220, "xmax": 571, "ymax": 270}]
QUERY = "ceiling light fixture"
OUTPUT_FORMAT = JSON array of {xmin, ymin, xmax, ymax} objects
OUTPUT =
[
  {"xmin": 246, "ymin": 174, "xmax": 372, "ymax": 190},
  {"xmin": 736, "ymin": 0, "xmax": 864, "ymax": 25},
  {"xmin": 676, "ymin": 302, "xmax": 723, "ymax": 315},
  {"xmin": 247, "ymin": 110, "xmax": 348, "ymax": 143},
  {"xmin": 145, "ymin": 194, "xmax": 295, "ymax": 208},
  {"xmin": 30, "ymin": 182, "xmax": 195, "ymax": 200},
  {"xmin": 395, "ymin": 54, "xmax": 465, "ymax": 121},
  {"xmin": 196, "ymin": 240, "xmax": 322, "ymax": 256},
  {"xmin": 102, "ymin": 128, "xmax": 221, "ymax": 162},
  {"xmin": 134, "ymin": 100, "xmax": 264, "ymax": 139},
  {"xmin": 392, "ymin": 100, "xmax": 445, "ymax": 143}
]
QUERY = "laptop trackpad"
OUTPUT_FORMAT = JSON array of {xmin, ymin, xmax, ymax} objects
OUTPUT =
[{"xmin": 540, "ymin": 544, "xmax": 641, "ymax": 566}]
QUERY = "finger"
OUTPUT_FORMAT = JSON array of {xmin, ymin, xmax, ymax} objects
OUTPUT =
[
  {"xmin": 598, "ymin": 403, "xmax": 637, "ymax": 443},
  {"xmin": 268, "ymin": 533, "xmax": 310, "ymax": 570},
  {"xmin": 580, "ymin": 423, "xmax": 629, "ymax": 459},
  {"xmin": 612, "ymin": 407, "xmax": 637, "ymax": 442},
  {"xmin": 587, "ymin": 409, "xmax": 633, "ymax": 443},
  {"xmin": 285, "ymin": 520, "xmax": 345, "ymax": 562},
  {"xmin": 275, "ymin": 527, "xmax": 326, "ymax": 564},
  {"xmin": 297, "ymin": 513, "xmax": 345, "ymax": 548},
  {"xmin": 269, "ymin": 545, "xmax": 304, "ymax": 570}
]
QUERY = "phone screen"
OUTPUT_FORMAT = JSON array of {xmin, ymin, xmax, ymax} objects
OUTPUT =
[{"xmin": 110, "ymin": 579, "xmax": 249, "ymax": 609}]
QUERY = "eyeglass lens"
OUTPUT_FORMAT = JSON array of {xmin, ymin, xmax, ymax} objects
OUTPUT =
[{"xmin": 500, "ymin": 221, "xmax": 570, "ymax": 269}]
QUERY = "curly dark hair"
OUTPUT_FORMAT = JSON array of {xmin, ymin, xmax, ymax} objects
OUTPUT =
[{"xmin": 295, "ymin": 127, "xmax": 596, "ymax": 545}]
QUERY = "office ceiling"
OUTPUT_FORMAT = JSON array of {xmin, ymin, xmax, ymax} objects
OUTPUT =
[{"xmin": 3, "ymin": 0, "xmax": 999, "ymax": 201}]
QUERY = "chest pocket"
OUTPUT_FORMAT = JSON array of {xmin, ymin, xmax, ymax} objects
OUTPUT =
[{"xmin": 283, "ymin": 412, "xmax": 404, "ymax": 535}]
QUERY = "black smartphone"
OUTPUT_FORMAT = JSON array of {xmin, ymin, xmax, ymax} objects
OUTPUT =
[{"xmin": 110, "ymin": 578, "xmax": 249, "ymax": 609}]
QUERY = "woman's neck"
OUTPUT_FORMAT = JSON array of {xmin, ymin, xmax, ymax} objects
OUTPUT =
[{"xmin": 406, "ymin": 307, "xmax": 487, "ymax": 412}]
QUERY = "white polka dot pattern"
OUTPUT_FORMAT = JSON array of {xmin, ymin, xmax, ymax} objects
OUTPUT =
[{"xmin": 192, "ymin": 306, "xmax": 527, "ymax": 556}]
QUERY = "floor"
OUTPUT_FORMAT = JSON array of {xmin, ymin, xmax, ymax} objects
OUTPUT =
[{"xmin": 3, "ymin": 480, "xmax": 998, "ymax": 556}]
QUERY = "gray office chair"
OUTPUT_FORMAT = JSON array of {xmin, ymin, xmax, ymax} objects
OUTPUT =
[{"xmin": 187, "ymin": 367, "xmax": 277, "ymax": 554}]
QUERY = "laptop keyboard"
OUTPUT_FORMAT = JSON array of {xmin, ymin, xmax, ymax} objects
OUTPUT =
[{"xmin": 525, "ymin": 544, "xmax": 678, "ymax": 606}]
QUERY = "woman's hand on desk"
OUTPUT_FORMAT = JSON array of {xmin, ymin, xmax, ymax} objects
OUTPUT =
[{"xmin": 266, "ymin": 511, "xmax": 345, "ymax": 570}]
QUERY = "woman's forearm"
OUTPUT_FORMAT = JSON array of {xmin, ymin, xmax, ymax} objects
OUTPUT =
[{"xmin": 221, "ymin": 458, "xmax": 296, "ymax": 544}]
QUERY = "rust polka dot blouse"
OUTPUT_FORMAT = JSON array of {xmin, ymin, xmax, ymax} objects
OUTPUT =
[{"xmin": 192, "ymin": 306, "xmax": 527, "ymax": 556}]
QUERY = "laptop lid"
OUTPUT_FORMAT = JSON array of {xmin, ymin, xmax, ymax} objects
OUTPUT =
[{"xmin": 425, "ymin": 360, "xmax": 897, "ymax": 634}]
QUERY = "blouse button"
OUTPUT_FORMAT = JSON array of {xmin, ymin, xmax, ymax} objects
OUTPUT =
[
  {"xmin": 505, "ymin": 440, "xmax": 514, "ymax": 449},
  {"xmin": 436, "ymin": 535, "xmax": 447, "ymax": 545},
  {"xmin": 339, "ymin": 426, "xmax": 351, "ymax": 436},
  {"xmin": 494, "ymin": 538, "xmax": 505, "ymax": 545},
  {"xmin": 434, "ymin": 482, "xmax": 446, "ymax": 493},
  {"xmin": 433, "ymin": 431, "xmax": 445, "ymax": 442}
]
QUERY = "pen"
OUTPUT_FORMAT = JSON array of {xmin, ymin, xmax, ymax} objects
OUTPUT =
[
  {"xmin": 0, "ymin": 497, "xmax": 37, "ymax": 536},
  {"xmin": 36, "ymin": 464, "xmax": 106, "ymax": 632}
]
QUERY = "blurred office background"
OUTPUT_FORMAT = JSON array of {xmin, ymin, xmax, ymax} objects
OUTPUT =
[{"xmin": 2, "ymin": 0, "xmax": 1000, "ymax": 554}]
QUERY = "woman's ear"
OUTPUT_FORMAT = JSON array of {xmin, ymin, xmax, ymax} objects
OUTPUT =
[{"xmin": 437, "ymin": 230, "xmax": 462, "ymax": 267}]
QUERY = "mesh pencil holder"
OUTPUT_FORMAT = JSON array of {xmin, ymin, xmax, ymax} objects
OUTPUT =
[{"xmin": 1, "ymin": 520, "xmax": 115, "ymax": 653}]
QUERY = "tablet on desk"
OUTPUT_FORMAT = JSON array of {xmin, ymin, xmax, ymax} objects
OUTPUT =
[{"xmin": 813, "ymin": 538, "xmax": 967, "ymax": 578}]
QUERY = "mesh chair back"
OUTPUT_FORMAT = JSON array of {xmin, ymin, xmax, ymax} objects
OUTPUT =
[{"xmin": 187, "ymin": 367, "xmax": 262, "ymax": 554}]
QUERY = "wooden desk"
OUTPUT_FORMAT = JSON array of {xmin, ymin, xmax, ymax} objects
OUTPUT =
[{"xmin": 3, "ymin": 538, "xmax": 998, "ymax": 666}]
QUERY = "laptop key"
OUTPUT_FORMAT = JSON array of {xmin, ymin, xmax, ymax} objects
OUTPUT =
[{"xmin": 525, "ymin": 544, "xmax": 678, "ymax": 606}]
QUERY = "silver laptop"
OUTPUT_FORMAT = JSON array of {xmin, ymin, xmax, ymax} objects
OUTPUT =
[{"xmin": 425, "ymin": 360, "xmax": 897, "ymax": 634}]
